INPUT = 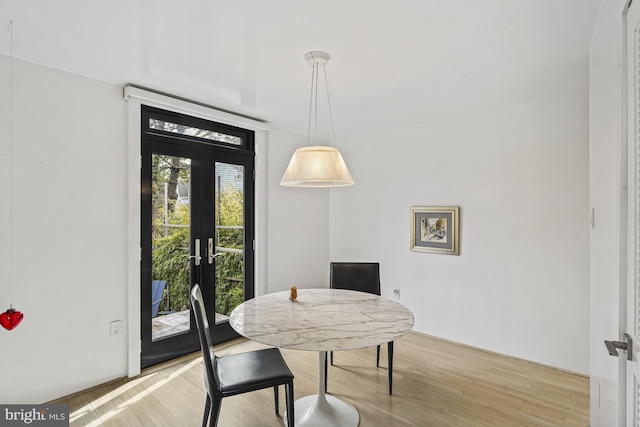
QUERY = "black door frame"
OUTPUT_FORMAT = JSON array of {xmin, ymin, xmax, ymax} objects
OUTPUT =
[{"xmin": 140, "ymin": 106, "xmax": 255, "ymax": 368}]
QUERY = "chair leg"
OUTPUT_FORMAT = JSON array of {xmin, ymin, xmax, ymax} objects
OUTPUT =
[
  {"xmin": 324, "ymin": 352, "xmax": 329, "ymax": 393},
  {"xmin": 376, "ymin": 345, "xmax": 381, "ymax": 367},
  {"xmin": 388, "ymin": 341, "xmax": 394, "ymax": 395},
  {"xmin": 285, "ymin": 382, "xmax": 295, "ymax": 427},
  {"xmin": 209, "ymin": 398, "xmax": 222, "ymax": 427},
  {"xmin": 202, "ymin": 394, "xmax": 211, "ymax": 427},
  {"xmin": 273, "ymin": 385, "xmax": 279, "ymax": 415},
  {"xmin": 330, "ymin": 350, "xmax": 334, "ymax": 365}
]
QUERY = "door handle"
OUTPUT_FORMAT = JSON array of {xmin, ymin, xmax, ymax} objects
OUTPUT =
[
  {"xmin": 188, "ymin": 238, "xmax": 202, "ymax": 266},
  {"xmin": 208, "ymin": 238, "xmax": 223, "ymax": 264},
  {"xmin": 604, "ymin": 333, "xmax": 633, "ymax": 361}
]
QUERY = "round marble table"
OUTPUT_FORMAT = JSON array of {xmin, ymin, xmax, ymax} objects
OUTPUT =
[{"xmin": 229, "ymin": 288, "xmax": 414, "ymax": 427}]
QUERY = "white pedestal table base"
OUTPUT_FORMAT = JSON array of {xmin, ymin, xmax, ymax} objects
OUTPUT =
[
  {"xmin": 284, "ymin": 394, "xmax": 359, "ymax": 427},
  {"xmin": 283, "ymin": 351, "xmax": 359, "ymax": 426}
]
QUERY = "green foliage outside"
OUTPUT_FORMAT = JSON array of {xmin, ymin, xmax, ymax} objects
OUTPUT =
[
  {"xmin": 151, "ymin": 155, "xmax": 245, "ymax": 316},
  {"xmin": 153, "ymin": 226, "xmax": 190, "ymax": 312},
  {"xmin": 214, "ymin": 185, "xmax": 245, "ymax": 315}
]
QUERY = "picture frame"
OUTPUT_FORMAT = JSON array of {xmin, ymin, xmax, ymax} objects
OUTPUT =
[{"xmin": 410, "ymin": 206, "xmax": 460, "ymax": 255}]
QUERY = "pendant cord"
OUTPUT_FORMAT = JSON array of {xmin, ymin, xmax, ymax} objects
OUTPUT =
[
  {"xmin": 305, "ymin": 53, "xmax": 334, "ymax": 147},
  {"xmin": 6, "ymin": 19, "xmax": 13, "ymax": 309},
  {"xmin": 306, "ymin": 62, "xmax": 314, "ymax": 146},
  {"xmin": 313, "ymin": 65, "xmax": 319, "ymax": 143},
  {"xmin": 321, "ymin": 63, "xmax": 337, "ymax": 146}
]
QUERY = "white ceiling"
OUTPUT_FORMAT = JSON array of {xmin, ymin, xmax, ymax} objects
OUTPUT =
[{"xmin": 0, "ymin": 0, "xmax": 602, "ymax": 140}]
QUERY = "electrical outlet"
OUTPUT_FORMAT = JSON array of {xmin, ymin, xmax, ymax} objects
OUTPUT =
[
  {"xmin": 110, "ymin": 320, "xmax": 122, "ymax": 337},
  {"xmin": 393, "ymin": 289, "xmax": 400, "ymax": 299}
]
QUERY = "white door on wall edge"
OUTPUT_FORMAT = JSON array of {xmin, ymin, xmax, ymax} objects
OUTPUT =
[{"xmin": 624, "ymin": 1, "xmax": 640, "ymax": 424}]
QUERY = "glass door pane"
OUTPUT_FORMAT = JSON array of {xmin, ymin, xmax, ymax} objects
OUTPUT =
[
  {"xmin": 214, "ymin": 162, "xmax": 245, "ymax": 323},
  {"xmin": 151, "ymin": 154, "xmax": 192, "ymax": 341}
]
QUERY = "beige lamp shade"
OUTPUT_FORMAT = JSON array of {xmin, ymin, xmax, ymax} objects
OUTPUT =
[{"xmin": 280, "ymin": 146, "xmax": 354, "ymax": 187}]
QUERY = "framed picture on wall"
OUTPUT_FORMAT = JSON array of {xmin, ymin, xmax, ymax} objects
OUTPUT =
[{"xmin": 410, "ymin": 206, "xmax": 460, "ymax": 255}]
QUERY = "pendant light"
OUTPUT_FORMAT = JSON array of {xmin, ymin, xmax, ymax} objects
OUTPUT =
[{"xmin": 280, "ymin": 51, "xmax": 354, "ymax": 187}]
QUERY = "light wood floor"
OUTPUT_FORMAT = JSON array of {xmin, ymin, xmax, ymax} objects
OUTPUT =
[{"xmin": 53, "ymin": 332, "xmax": 589, "ymax": 426}]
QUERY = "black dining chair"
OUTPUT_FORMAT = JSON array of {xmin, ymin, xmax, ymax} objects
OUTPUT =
[
  {"xmin": 190, "ymin": 285, "xmax": 295, "ymax": 427},
  {"xmin": 325, "ymin": 262, "xmax": 395, "ymax": 395}
]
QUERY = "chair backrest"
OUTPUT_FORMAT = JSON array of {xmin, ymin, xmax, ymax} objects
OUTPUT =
[
  {"xmin": 330, "ymin": 262, "xmax": 381, "ymax": 295},
  {"xmin": 190, "ymin": 285, "xmax": 220, "ymax": 396},
  {"xmin": 151, "ymin": 280, "xmax": 167, "ymax": 317}
]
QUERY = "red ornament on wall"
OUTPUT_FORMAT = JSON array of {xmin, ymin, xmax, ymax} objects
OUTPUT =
[{"xmin": 0, "ymin": 308, "xmax": 23, "ymax": 331}]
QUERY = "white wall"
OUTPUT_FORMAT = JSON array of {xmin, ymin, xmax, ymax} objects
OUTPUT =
[
  {"xmin": 589, "ymin": 0, "xmax": 627, "ymax": 425},
  {"xmin": 0, "ymin": 58, "xmax": 129, "ymax": 403},
  {"xmin": 330, "ymin": 89, "xmax": 590, "ymax": 374}
]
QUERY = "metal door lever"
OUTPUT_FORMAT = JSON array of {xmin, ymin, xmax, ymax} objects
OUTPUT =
[
  {"xmin": 189, "ymin": 239, "xmax": 202, "ymax": 266},
  {"xmin": 208, "ymin": 238, "xmax": 214, "ymax": 264},
  {"xmin": 604, "ymin": 333, "xmax": 633, "ymax": 361}
]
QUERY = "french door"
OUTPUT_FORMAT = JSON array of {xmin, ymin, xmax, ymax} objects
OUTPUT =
[{"xmin": 140, "ymin": 106, "xmax": 255, "ymax": 368}]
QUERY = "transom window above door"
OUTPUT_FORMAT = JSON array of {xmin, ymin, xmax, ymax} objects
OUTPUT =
[{"xmin": 143, "ymin": 105, "xmax": 253, "ymax": 150}]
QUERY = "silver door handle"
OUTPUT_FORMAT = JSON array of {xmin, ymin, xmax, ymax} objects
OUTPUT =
[
  {"xmin": 604, "ymin": 333, "xmax": 632, "ymax": 361},
  {"xmin": 208, "ymin": 238, "xmax": 224, "ymax": 263},
  {"xmin": 189, "ymin": 239, "xmax": 202, "ymax": 266}
]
